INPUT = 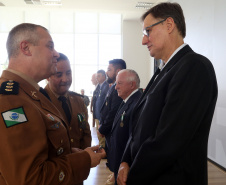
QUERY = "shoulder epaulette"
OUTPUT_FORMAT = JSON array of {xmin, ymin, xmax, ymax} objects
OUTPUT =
[
  {"xmin": 0, "ymin": 80, "xmax": 19, "ymax": 95},
  {"xmin": 69, "ymin": 91, "xmax": 83, "ymax": 97}
]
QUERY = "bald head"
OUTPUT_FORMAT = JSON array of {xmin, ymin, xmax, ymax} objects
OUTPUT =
[{"xmin": 91, "ymin": 73, "xmax": 98, "ymax": 86}]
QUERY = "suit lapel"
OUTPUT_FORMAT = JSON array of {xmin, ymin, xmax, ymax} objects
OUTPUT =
[
  {"xmin": 100, "ymin": 83, "xmax": 115, "ymax": 111},
  {"xmin": 111, "ymin": 101, "xmax": 130, "ymax": 132},
  {"xmin": 111, "ymin": 91, "xmax": 140, "ymax": 132},
  {"xmin": 131, "ymin": 45, "xmax": 193, "ymax": 133},
  {"xmin": 135, "ymin": 45, "xmax": 193, "ymax": 111},
  {"xmin": 98, "ymin": 81, "xmax": 107, "ymax": 97}
]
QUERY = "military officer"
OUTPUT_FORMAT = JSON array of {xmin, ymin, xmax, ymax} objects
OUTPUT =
[
  {"xmin": 45, "ymin": 53, "xmax": 92, "ymax": 185},
  {"xmin": 45, "ymin": 53, "xmax": 91, "ymax": 151},
  {"xmin": 0, "ymin": 23, "xmax": 105, "ymax": 185}
]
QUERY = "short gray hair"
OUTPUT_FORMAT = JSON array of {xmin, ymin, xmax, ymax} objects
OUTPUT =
[
  {"xmin": 6, "ymin": 23, "xmax": 48, "ymax": 59},
  {"xmin": 118, "ymin": 69, "xmax": 140, "ymax": 88}
]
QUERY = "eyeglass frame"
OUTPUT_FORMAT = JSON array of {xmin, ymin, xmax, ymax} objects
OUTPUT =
[{"xmin": 143, "ymin": 18, "xmax": 168, "ymax": 37}]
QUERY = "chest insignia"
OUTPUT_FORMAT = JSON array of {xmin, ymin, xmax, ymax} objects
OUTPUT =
[
  {"xmin": 31, "ymin": 91, "xmax": 37, "ymax": 98},
  {"xmin": 77, "ymin": 113, "xmax": 87, "ymax": 130},
  {"xmin": 57, "ymin": 147, "xmax": 64, "ymax": 156},
  {"xmin": 47, "ymin": 114, "xmax": 55, "ymax": 121},
  {"xmin": 51, "ymin": 122, "xmax": 60, "ymax": 129},
  {"xmin": 59, "ymin": 171, "xmax": 65, "ymax": 182}
]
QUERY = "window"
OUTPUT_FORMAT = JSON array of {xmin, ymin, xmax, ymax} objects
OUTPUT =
[{"xmin": 0, "ymin": 9, "xmax": 122, "ymax": 97}]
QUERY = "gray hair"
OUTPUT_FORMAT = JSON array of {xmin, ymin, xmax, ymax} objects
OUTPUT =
[
  {"xmin": 6, "ymin": 23, "xmax": 48, "ymax": 59},
  {"xmin": 97, "ymin": 69, "xmax": 106, "ymax": 79},
  {"xmin": 118, "ymin": 69, "xmax": 140, "ymax": 88}
]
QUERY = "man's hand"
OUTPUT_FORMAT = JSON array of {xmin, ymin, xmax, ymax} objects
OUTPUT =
[
  {"xmin": 97, "ymin": 130, "xmax": 104, "ymax": 138},
  {"xmin": 97, "ymin": 125, "xmax": 105, "ymax": 137},
  {"xmin": 71, "ymin": 147, "xmax": 82, "ymax": 153},
  {"xmin": 84, "ymin": 145, "xmax": 106, "ymax": 168},
  {"xmin": 117, "ymin": 162, "xmax": 129, "ymax": 185}
]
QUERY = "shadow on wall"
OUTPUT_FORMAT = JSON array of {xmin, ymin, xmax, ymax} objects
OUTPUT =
[{"xmin": 208, "ymin": 90, "xmax": 226, "ymax": 169}]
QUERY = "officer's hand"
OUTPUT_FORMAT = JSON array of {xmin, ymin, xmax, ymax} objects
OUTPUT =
[
  {"xmin": 85, "ymin": 146, "xmax": 106, "ymax": 168},
  {"xmin": 97, "ymin": 130, "xmax": 104, "ymax": 138},
  {"xmin": 71, "ymin": 147, "xmax": 82, "ymax": 153},
  {"xmin": 117, "ymin": 162, "xmax": 129, "ymax": 185}
]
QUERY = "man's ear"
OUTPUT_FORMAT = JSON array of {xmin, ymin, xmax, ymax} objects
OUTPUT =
[
  {"xmin": 130, "ymin": 81, "xmax": 135, "ymax": 89},
  {"xmin": 166, "ymin": 17, "xmax": 175, "ymax": 34},
  {"xmin": 20, "ymin": 41, "xmax": 32, "ymax": 56}
]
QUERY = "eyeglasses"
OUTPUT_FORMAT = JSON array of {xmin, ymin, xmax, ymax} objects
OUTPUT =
[{"xmin": 143, "ymin": 18, "xmax": 167, "ymax": 37}]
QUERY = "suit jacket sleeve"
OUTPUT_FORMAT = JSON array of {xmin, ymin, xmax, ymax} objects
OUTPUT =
[
  {"xmin": 99, "ymin": 89, "xmax": 122, "ymax": 136},
  {"xmin": 125, "ymin": 56, "xmax": 218, "ymax": 182},
  {"xmin": 121, "ymin": 135, "xmax": 133, "ymax": 166},
  {"xmin": 80, "ymin": 98, "xmax": 92, "ymax": 149}
]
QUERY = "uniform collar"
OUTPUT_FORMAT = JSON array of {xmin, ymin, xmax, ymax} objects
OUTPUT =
[
  {"xmin": 47, "ymin": 83, "xmax": 69, "ymax": 99},
  {"xmin": 6, "ymin": 69, "xmax": 40, "ymax": 90}
]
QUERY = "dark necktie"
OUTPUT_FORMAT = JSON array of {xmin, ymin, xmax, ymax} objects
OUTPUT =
[
  {"xmin": 118, "ymin": 101, "xmax": 125, "ymax": 111},
  {"xmin": 39, "ymin": 87, "xmax": 51, "ymax": 101},
  {"xmin": 116, "ymin": 101, "xmax": 125, "ymax": 117},
  {"xmin": 58, "ymin": 96, "xmax": 71, "ymax": 123},
  {"xmin": 141, "ymin": 68, "xmax": 161, "ymax": 97}
]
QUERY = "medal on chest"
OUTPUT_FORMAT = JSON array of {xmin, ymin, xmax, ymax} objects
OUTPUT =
[
  {"xmin": 77, "ymin": 113, "xmax": 87, "ymax": 130},
  {"xmin": 120, "ymin": 111, "xmax": 126, "ymax": 127}
]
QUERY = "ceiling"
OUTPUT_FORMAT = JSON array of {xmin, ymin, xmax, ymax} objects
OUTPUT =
[{"xmin": 0, "ymin": 0, "xmax": 167, "ymax": 20}]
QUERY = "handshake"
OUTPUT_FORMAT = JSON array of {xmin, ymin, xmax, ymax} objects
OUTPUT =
[{"xmin": 72, "ymin": 145, "xmax": 106, "ymax": 168}]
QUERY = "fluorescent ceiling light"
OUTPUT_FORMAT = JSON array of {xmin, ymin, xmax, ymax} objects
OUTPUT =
[
  {"xmin": 42, "ymin": 2, "xmax": 62, "ymax": 6},
  {"xmin": 136, "ymin": 2, "xmax": 153, "ymax": 9},
  {"xmin": 41, "ymin": 0, "xmax": 62, "ymax": 6},
  {"xmin": 24, "ymin": 0, "xmax": 62, "ymax": 6}
]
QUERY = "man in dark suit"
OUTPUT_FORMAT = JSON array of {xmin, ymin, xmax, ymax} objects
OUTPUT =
[
  {"xmin": 98, "ymin": 59, "xmax": 127, "ymax": 140},
  {"xmin": 90, "ymin": 73, "xmax": 99, "ymax": 127},
  {"xmin": 107, "ymin": 69, "xmax": 142, "ymax": 184},
  {"xmin": 94, "ymin": 70, "xmax": 109, "ymax": 148},
  {"xmin": 98, "ymin": 59, "xmax": 126, "ymax": 183},
  {"xmin": 117, "ymin": 2, "xmax": 218, "ymax": 185}
]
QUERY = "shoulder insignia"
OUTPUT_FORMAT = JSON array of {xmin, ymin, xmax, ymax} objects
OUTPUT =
[
  {"xmin": 0, "ymin": 80, "xmax": 19, "ymax": 95},
  {"xmin": 69, "ymin": 91, "xmax": 83, "ymax": 97}
]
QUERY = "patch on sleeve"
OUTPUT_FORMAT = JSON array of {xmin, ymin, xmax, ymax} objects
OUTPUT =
[
  {"xmin": 1, "ymin": 107, "xmax": 28, "ymax": 128},
  {"xmin": 0, "ymin": 80, "xmax": 19, "ymax": 95}
]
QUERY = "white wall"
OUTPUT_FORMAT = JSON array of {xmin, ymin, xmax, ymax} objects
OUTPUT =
[
  {"xmin": 122, "ymin": 20, "xmax": 153, "ymax": 89},
  {"xmin": 170, "ymin": 0, "xmax": 226, "ymax": 168}
]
